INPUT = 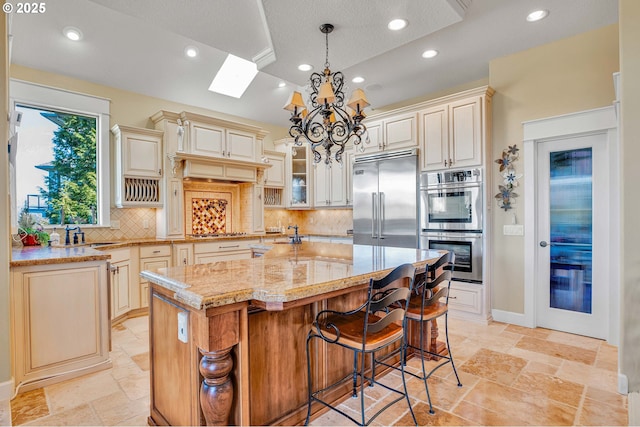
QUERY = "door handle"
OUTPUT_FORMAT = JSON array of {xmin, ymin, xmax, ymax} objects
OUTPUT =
[
  {"xmin": 371, "ymin": 192, "xmax": 377, "ymax": 238},
  {"xmin": 539, "ymin": 241, "xmax": 554, "ymax": 247},
  {"xmin": 379, "ymin": 192, "xmax": 385, "ymax": 238}
]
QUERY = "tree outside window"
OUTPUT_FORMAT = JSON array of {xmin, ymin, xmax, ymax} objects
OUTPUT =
[{"xmin": 16, "ymin": 105, "xmax": 98, "ymax": 225}]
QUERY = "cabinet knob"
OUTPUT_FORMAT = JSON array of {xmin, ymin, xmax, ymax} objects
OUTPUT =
[
  {"xmin": 158, "ymin": 168, "xmax": 162, "ymax": 175},
  {"xmin": 444, "ymin": 159, "xmax": 448, "ymax": 167}
]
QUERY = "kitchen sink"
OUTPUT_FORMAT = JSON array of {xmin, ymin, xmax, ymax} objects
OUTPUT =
[{"xmin": 89, "ymin": 242, "xmax": 117, "ymax": 247}]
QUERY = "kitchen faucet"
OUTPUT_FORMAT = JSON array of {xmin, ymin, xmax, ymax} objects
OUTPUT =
[
  {"xmin": 65, "ymin": 226, "xmax": 85, "ymax": 245},
  {"xmin": 288, "ymin": 225, "xmax": 302, "ymax": 244}
]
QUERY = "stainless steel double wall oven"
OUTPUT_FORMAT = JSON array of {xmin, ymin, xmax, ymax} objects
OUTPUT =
[{"xmin": 420, "ymin": 168, "xmax": 483, "ymax": 283}]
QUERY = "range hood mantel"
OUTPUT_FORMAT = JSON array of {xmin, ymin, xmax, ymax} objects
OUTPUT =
[{"xmin": 168, "ymin": 152, "xmax": 271, "ymax": 182}]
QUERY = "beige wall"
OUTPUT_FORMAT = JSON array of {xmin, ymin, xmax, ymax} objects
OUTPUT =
[
  {"xmin": 488, "ymin": 24, "xmax": 619, "ymax": 312},
  {"xmin": 619, "ymin": 0, "xmax": 640, "ymax": 393},
  {"xmin": 11, "ymin": 64, "xmax": 290, "ymax": 147},
  {"xmin": 0, "ymin": 15, "xmax": 11, "ymax": 393}
]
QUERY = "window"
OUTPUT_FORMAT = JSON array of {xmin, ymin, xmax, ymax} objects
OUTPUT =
[{"xmin": 9, "ymin": 80, "xmax": 111, "ymax": 229}]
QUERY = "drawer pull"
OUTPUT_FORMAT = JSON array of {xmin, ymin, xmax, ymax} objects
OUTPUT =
[
  {"xmin": 219, "ymin": 245, "xmax": 240, "ymax": 249},
  {"xmin": 153, "ymin": 250, "xmax": 161, "ymax": 254},
  {"xmin": 449, "ymin": 296, "xmax": 457, "ymax": 299}
]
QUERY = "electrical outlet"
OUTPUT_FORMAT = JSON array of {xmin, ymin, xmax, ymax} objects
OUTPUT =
[
  {"xmin": 503, "ymin": 224, "xmax": 524, "ymax": 236},
  {"xmin": 110, "ymin": 220, "xmax": 120, "ymax": 229},
  {"xmin": 143, "ymin": 219, "xmax": 149, "ymax": 229},
  {"xmin": 177, "ymin": 311, "xmax": 188, "ymax": 343}
]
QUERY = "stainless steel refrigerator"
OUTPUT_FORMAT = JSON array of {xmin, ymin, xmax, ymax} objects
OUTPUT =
[{"xmin": 352, "ymin": 149, "xmax": 418, "ymax": 248}]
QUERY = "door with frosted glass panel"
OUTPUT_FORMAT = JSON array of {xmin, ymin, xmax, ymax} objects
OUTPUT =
[{"xmin": 536, "ymin": 133, "xmax": 608, "ymax": 339}]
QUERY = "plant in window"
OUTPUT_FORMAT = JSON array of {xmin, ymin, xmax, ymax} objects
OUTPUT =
[{"xmin": 17, "ymin": 209, "xmax": 50, "ymax": 246}]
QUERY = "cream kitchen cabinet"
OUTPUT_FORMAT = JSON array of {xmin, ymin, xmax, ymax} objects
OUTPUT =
[
  {"xmin": 313, "ymin": 161, "xmax": 347, "ymax": 207},
  {"xmin": 151, "ymin": 111, "xmax": 185, "ymax": 239},
  {"xmin": 193, "ymin": 239, "xmax": 260, "ymax": 264},
  {"xmin": 359, "ymin": 112, "xmax": 418, "ymax": 154},
  {"xmin": 286, "ymin": 143, "xmax": 312, "ymax": 208},
  {"xmin": 11, "ymin": 260, "xmax": 111, "ymax": 390},
  {"xmin": 106, "ymin": 248, "xmax": 138, "ymax": 321},
  {"xmin": 111, "ymin": 124, "xmax": 164, "ymax": 207},
  {"xmin": 173, "ymin": 243, "xmax": 194, "ymax": 266},
  {"xmin": 139, "ymin": 245, "xmax": 172, "ymax": 308},
  {"xmin": 185, "ymin": 113, "xmax": 260, "ymax": 162},
  {"xmin": 263, "ymin": 150, "xmax": 285, "ymax": 187},
  {"xmin": 252, "ymin": 185, "xmax": 265, "ymax": 232},
  {"xmin": 420, "ymin": 88, "xmax": 493, "ymax": 171},
  {"xmin": 447, "ymin": 281, "xmax": 489, "ymax": 323}
]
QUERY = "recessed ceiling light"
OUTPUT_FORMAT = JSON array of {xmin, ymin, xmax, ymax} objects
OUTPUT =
[
  {"xmin": 184, "ymin": 46, "xmax": 199, "ymax": 58},
  {"xmin": 298, "ymin": 64, "xmax": 313, "ymax": 72},
  {"xmin": 208, "ymin": 54, "xmax": 258, "ymax": 98},
  {"xmin": 278, "ymin": 81, "xmax": 287, "ymax": 88},
  {"xmin": 63, "ymin": 27, "xmax": 82, "ymax": 41},
  {"xmin": 422, "ymin": 49, "xmax": 438, "ymax": 59},
  {"xmin": 526, "ymin": 9, "xmax": 549, "ymax": 22},
  {"xmin": 388, "ymin": 19, "xmax": 408, "ymax": 31},
  {"xmin": 352, "ymin": 76, "xmax": 365, "ymax": 84}
]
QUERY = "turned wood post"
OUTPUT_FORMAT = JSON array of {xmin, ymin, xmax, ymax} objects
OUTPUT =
[{"xmin": 199, "ymin": 347, "xmax": 234, "ymax": 426}]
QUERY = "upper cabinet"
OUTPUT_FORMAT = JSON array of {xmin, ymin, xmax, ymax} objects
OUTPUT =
[
  {"xmin": 287, "ymin": 144, "xmax": 312, "ymax": 208},
  {"xmin": 359, "ymin": 112, "xmax": 418, "ymax": 154},
  {"xmin": 313, "ymin": 161, "xmax": 347, "ymax": 207},
  {"xmin": 181, "ymin": 112, "xmax": 265, "ymax": 162},
  {"xmin": 263, "ymin": 151, "xmax": 286, "ymax": 187},
  {"xmin": 111, "ymin": 124, "xmax": 164, "ymax": 208},
  {"xmin": 420, "ymin": 87, "xmax": 493, "ymax": 171}
]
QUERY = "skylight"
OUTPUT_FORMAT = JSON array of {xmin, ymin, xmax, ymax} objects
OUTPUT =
[{"xmin": 208, "ymin": 54, "xmax": 258, "ymax": 98}]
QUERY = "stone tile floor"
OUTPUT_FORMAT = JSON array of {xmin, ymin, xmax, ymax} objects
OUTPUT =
[{"xmin": 9, "ymin": 316, "xmax": 628, "ymax": 426}]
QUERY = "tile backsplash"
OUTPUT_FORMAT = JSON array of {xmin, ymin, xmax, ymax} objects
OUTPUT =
[
  {"xmin": 13, "ymin": 206, "xmax": 354, "ymax": 246},
  {"xmin": 264, "ymin": 209, "xmax": 353, "ymax": 235},
  {"xmin": 83, "ymin": 208, "xmax": 157, "ymax": 242}
]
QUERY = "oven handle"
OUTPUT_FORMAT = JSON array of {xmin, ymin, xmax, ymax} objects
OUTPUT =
[
  {"xmin": 422, "ymin": 231, "xmax": 483, "ymax": 239},
  {"xmin": 421, "ymin": 182, "xmax": 482, "ymax": 191}
]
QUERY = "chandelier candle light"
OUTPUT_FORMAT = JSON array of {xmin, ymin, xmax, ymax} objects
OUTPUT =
[{"xmin": 283, "ymin": 24, "xmax": 370, "ymax": 166}]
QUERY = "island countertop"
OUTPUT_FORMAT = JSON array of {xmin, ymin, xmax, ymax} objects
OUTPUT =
[{"xmin": 140, "ymin": 241, "xmax": 444, "ymax": 311}]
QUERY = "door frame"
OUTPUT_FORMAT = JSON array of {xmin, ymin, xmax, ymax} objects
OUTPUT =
[{"xmin": 522, "ymin": 106, "xmax": 619, "ymax": 344}]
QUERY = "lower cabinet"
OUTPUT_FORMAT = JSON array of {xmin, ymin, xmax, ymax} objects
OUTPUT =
[
  {"xmin": 448, "ymin": 281, "xmax": 488, "ymax": 323},
  {"xmin": 193, "ymin": 240, "xmax": 259, "ymax": 264},
  {"xmin": 173, "ymin": 243, "xmax": 194, "ymax": 266},
  {"xmin": 10, "ymin": 260, "xmax": 111, "ymax": 390},
  {"xmin": 107, "ymin": 248, "xmax": 136, "ymax": 320},
  {"xmin": 139, "ymin": 245, "xmax": 172, "ymax": 308}
]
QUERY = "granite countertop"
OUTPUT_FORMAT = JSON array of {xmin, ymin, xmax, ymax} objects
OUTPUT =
[
  {"xmin": 11, "ymin": 245, "xmax": 111, "ymax": 267},
  {"xmin": 9, "ymin": 233, "xmax": 353, "ymax": 267},
  {"xmin": 140, "ymin": 242, "xmax": 444, "ymax": 311}
]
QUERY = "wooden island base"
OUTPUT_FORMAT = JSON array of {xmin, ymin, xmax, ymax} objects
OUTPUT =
[{"xmin": 142, "ymin": 243, "xmax": 445, "ymax": 426}]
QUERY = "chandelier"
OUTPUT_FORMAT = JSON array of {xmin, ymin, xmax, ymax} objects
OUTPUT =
[{"xmin": 283, "ymin": 23, "xmax": 369, "ymax": 166}]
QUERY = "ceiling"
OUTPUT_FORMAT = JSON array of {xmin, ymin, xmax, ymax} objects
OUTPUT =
[{"xmin": 8, "ymin": 0, "xmax": 618, "ymax": 128}]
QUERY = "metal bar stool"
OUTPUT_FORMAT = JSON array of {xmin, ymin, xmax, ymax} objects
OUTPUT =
[
  {"xmin": 304, "ymin": 263, "xmax": 418, "ymax": 426},
  {"xmin": 405, "ymin": 251, "xmax": 461, "ymax": 414}
]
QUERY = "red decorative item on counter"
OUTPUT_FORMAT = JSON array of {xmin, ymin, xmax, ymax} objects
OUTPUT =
[{"xmin": 20, "ymin": 233, "xmax": 40, "ymax": 246}]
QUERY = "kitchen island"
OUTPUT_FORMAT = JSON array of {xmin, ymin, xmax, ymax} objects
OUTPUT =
[{"xmin": 141, "ymin": 242, "xmax": 444, "ymax": 426}]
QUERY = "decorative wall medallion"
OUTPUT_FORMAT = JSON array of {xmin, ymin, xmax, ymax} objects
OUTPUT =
[{"xmin": 495, "ymin": 144, "xmax": 522, "ymax": 211}]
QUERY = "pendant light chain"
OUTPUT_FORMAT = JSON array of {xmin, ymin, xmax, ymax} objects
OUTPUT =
[{"xmin": 324, "ymin": 29, "xmax": 330, "ymax": 70}]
